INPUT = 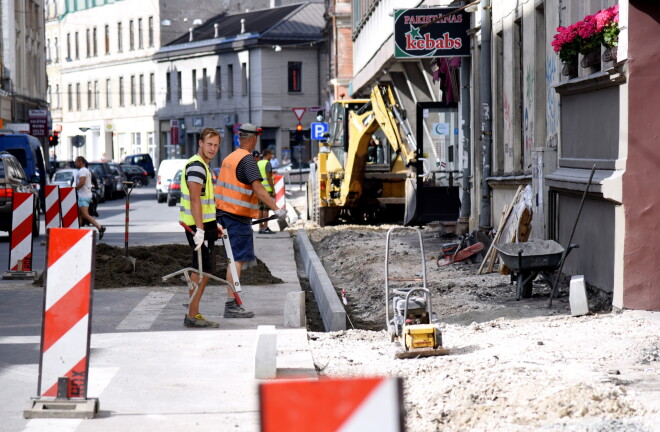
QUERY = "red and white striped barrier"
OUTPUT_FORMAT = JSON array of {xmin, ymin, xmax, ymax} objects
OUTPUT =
[
  {"xmin": 8, "ymin": 192, "xmax": 34, "ymax": 271},
  {"xmin": 59, "ymin": 187, "xmax": 79, "ymax": 229},
  {"xmin": 38, "ymin": 228, "xmax": 94, "ymax": 398},
  {"xmin": 260, "ymin": 377, "xmax": 403, "ymax": 432},
  {"xmin": 274, "ymin": 174, "xmax": 286, "ymax": 209},
  {"xmin": 45, "ymin": 185, "xmax": 61, "ymax": 229}
]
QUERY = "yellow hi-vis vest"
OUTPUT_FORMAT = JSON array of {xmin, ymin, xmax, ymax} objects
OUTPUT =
[
  {"xmin": 257, "ymin": 159, "xmax": 273, "ymax": 192},
  {"xmin": 179, "ymin": 154, "xmax": 216, "ymax": 226},
  {"xmin": 215, "ymin": 149, "xmax": 259, "ymax": 218}
]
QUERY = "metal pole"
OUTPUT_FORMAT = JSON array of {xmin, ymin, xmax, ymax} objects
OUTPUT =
[
  {"xmin": 459, "ymin": 57, "xmax": 471, "ymax": 221},
  {"xmin": 123, "ymin": 182, "xmax": 133, "ymax": 257},
  {"xmin": 479, "ymin": 0, "xmax": 492, "ymax": 230}
]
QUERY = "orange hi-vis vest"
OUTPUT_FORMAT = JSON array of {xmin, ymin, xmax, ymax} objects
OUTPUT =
[{"xmin": 215, "ymin": 148, "xmax": 259, "ymax": 218}]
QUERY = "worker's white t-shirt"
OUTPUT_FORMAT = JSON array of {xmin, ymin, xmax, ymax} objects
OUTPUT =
[{"xmin": 76, "ymin": 167, "xmax": 93, "ymax": 199}]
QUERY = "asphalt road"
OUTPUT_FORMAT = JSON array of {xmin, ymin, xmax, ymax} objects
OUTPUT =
[{"xmin": 0, "ymin": 186, "xmax": 184, "ymax": 273}]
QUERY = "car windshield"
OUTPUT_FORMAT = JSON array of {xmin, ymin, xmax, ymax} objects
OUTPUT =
[
  {"xmin": 173, "ymin": 170, "xmax": 182, "ymax": 182},
  {"xmin": 54, "ymin": 171, "xmax": 73, "ymax": 181}
]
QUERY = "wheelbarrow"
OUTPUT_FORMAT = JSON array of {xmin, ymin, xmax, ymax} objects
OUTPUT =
[{"xmin": 494, "ymin": 240, "xmax": 578, "ymax": 300}]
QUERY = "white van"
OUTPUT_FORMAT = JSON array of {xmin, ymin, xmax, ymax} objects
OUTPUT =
[{"xmin": 156, "ymin": 158, "xmax": 187, "ymax": 203}]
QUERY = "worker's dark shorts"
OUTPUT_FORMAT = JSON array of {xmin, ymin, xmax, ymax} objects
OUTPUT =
[
  {"xmin": 185, "ymin": 221, "xmax": 218, "ymax": 272},
  {"xmin": 217, "ymin": 214, "xmax": 255, "ymax": 262}
]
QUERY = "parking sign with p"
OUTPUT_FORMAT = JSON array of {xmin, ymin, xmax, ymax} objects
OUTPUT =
[{"xmin": 311, "ymin": 122, "xmax": 329, "ymax": 140}]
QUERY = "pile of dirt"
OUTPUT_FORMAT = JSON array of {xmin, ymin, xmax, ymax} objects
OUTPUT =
[{"xmin": 36, "ymin": 243, "xmax": 283, "ymax": 289}]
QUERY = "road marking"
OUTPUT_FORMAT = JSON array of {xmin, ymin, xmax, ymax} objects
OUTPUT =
[
  {"xmin": 116, "ymin": 291, "xmax": 174, "ymax": 330},
  {"xmin": 22, "ymin": 367, "xmax": 119, "ymax": 432}
]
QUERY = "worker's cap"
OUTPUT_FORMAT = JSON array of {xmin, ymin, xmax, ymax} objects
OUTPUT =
[
  {"xmin": 238, "ymin": 123, "xmax": 263, "ymax": 136},
  {"xmin": 251, "ymin": 150, "xmax": 261, "ymax": 158}
]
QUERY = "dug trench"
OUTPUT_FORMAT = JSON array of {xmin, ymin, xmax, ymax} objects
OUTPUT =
[{"xmin": 34, "ymin": 243, "xmax": 283, "ymax": 288}]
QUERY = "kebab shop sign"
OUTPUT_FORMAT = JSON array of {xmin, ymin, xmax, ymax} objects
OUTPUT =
[{"xmin": 394, "ymin": 8, "xmax": 470, "ymax": 59}]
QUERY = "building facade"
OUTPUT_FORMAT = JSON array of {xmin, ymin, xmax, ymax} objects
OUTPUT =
[
  {"xmin": 154, "ymin": 3, "xmax": 324, "ymax": 167},
  {"xmin": 1, "ymin": 0, "xmax": 48, "ymax": 128},
  {"xmin": 339, "ymin": 0, "xmax": 659, "ymax": 311}
]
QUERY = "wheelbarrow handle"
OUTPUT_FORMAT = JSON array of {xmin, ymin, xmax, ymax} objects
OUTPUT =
[{"xmin": 179, "ymin": 221, "xmax": 195, "ymax": 234}]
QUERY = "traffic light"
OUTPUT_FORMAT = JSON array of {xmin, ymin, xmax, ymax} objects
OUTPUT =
[
  {"xmin": 296, "ymin": 123, "xmax": 303, "ymax": 132},
  {"xmin": 49, "ymin": 131, "xmax": 59, "ymax": 147}
]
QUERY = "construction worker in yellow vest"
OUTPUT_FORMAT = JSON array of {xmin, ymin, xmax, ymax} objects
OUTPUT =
[
  {"xmin": 180, "ymin": 128, "xmax": 222, "ymax": 328},
  {"xmin": 215, "ymin": 123, "xmax": 286, "ymax": 318},
  {"xmin": 257, "ymin": 148, "xmax": 276, "ymax": 234}
]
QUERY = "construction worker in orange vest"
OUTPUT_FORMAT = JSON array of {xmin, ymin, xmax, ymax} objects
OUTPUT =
[{"xmin": 214, "ymin": 123, "xmax": 286, "ymax": 318}]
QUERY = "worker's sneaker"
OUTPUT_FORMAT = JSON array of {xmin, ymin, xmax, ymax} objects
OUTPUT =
[
  {"xmin": 224, "ymin": 300, "xmax": 255, "ymax": 318},
  {"xmin": 184, "ymin": 314, "xmax": 219, "ymax": 328},
  {"xmin": 98, "ymin": 226, "xmax": 106, "ymax": 240},
  {"xmin": 262, "ymin": 228, "xmax": 275, "ymax": 234}
]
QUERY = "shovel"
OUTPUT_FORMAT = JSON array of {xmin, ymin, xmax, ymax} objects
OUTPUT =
[{"xmin": 122, "ymin": 181, "xmax": 136, "ymax": 271}]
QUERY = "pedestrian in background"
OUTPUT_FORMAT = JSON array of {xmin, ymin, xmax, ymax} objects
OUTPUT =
[
  {"xmin": 214, "ymin": 123, "xmax": 286, "ymax": 318},
  {"xmin": 257, "ymin": 148, "xmax": 275, "ymax": 234},
  {"xmin": 74, "ymin": 156, "xmax": 106, "ymax": 239},
  {"xmin": 180, "ymin": 128, "xmax": 221, "ymax": 328}
]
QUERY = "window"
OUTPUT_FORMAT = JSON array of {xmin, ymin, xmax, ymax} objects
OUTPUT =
[
  {"xmin": 66, "ymin": 33, "xmax": 71, "ymax": 59},
  {"xmin": 149, "ymin": 73, "xmax": 155, "ymax": 104},
  {"xmin": 87, "ymin": 81, "xmax": 92, "ymax": 108},
  {"xmin": 288, "ymin": 62, "xmax": 301, "ymax": 92},
  {"xmin": 139, "ymin": 74, "xmax": 144, "ymax": 105},
  {"xmin": 104, "ymin": 25, "xmax": 109, "ymax": 54},
  {"xmin": 119, "ymin": 76, "xmax": 124, "ymax": 106},
  {"xmin": 241, "ymin": 63, "xmax": 248, "ymax": 96},
  {"xmin": 47, "ymin": 85, "xmax": 51, "ymax": 105},
  {"xmin": 55, "ymin": 84, "xmax": 60, "ymax": 108},
  {"xmin": 86, "ymin": 29, "xmax": 90, "ymax": 58},
  {"xmin": 93, "ymin": 27, "xmax": 97, "ymax": 56},
  {"xmin": 148, "ymin": 16, "xmax": 154, "ymax": 47},
  {"xmin": 202, "ymin": 68, "xmax": 208, "ymax": 100},
  {"xmin": 76, "ymin": 83, "xmax": 81, "ymax": 110},
  {"xmin": 68, "ymin": 84, "xmax": 73, "ymax": 110},
  {"xmin": 215, "ymin": 66, "xmax": 221, "ymax": 99},
  {"xmin": 54, "ymin": 37, "xmax": 59, "ymax": 61},
  {"xmin": 75, "ymin": 32, "xmax": 79, "ymax": 59},
  {"xmin": 166, "ymin": 72, "xmax": 171, "ymax": 102},
  {"xmin": 106, "ymin": 78, "xmax": 111, "ymax": 108},
  {"xmin": 94, "ymin": 80, "xmax": 99, "ymax": 109},
  {"xmin": 130, "ymin": 75, "xmax": 136, "ymax": 105},
  {"xmin": 177, "ymin": 71, "xmax": 182, "ymax": 102},
  {"xmin": 46, "ymin": 38, "xmax": 51, "ymax": 62},
  {"xmin": 138, "ymin": 18, "xmax": 143, "ymax": 49},
  {"xmin": 129, "ymin": 20, "xmax": 134, "ymax": 51},
  {"xmin": 192, "ymin": 69, "xmax": 197, "ymax": 100},
  {"xmin": 227, "ymin": 64, "xmax": 233, "ymax": 98},
  {"xmin": 117, "ymin": 22, "xmax": 123, "ymax": 52}
]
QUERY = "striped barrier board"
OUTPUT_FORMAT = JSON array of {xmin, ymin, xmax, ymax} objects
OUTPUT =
[
  {"xmin": 274, "ymin": 174, "xmax": 286, "ymax": 209},
  {"xmin": 59, "ymin": 187, "xmax": 79, "ymax": 229},
  {"xmin": 24, "ymin": 228, "xmax": 99, "ymax": 419},
  {"xmin": 8, "ymin": 192, "xmax": 34, "ymax": 272},
  {"xmin": 45, "ymin": 185, "xmax": 61, "ymax": 229},
  {"xmin": 260, "ymin": 377, "xmax": 403, "ymax": 432}
]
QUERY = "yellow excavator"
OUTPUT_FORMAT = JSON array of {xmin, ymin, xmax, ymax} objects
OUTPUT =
[{"xmin": 307, "ymin": 84, "xmax": 461, "ymax": 226}]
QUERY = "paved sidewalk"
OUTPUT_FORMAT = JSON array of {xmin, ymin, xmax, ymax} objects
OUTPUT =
[{"xmin": 1, "ymin": 232, "xmax": 316, "ymax": 432}]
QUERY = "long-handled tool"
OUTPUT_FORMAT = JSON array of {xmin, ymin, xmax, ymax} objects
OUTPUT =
[
  {"xmin": 548, "ymin": 164, "xmax": 596, "ymax": 308},
  {"xmin": 253, "ymin": 213, "xmax": 289, "ymax": 231},
  {"xmin": 122, "ymin": 181, "xmax": 136, "ymax": 270}
]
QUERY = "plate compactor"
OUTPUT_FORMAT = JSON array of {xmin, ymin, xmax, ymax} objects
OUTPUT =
[{"xmin": 385, "ymin": 227, "xmax": 449, "ymax": 359}]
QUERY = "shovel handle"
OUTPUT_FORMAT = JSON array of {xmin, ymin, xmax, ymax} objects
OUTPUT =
[{"xmin": 180, "ymin": 221, "xmax": 194, "ymax": 234}]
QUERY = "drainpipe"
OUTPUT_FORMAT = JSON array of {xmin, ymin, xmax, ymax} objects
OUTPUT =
[
  {"xmin": 458, "ymin": 57, "xmax": 471, "ymax": 226},
  {"xmin": 248, "ymin": 50, "xmax": 252, "ymax": 123},
  {"xmin": 479, "ymin": 0, "xmax": 492, "ymax": 230}
]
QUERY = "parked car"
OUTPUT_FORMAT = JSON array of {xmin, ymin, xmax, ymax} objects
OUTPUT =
[
  {"xmin": 121, "ymin": 164, "xmax": 149, "ymax": 187},
  {"xmin": 167, "ymin": 169, "xmax": 183, "ymax": 207},
  {"xmin": 108, "ymin": 163, "xmax": 128, "ymax": 197},
  {"xmin": 0, "ymin": 152, "xmax": 40, "ymax": 237},
  {"xmin": 51, "ymin": 168, "xmax": 77, "ymax": 187},
  {"xmin": 0, "ymin": 132, "xmax": 49, "ymax": 212},
  {"xmin": 88, "ymin": 162, "xmax": 118, "ymax": 201},
  {"xmin": 123, "ymin": 153, "xmax": 155, "ymax": 178},
  {"xmin": 156, "ymin": 158, "xmax": 187, "ymax": 203},
  {"xmin": 212, "ymin": 167, "xmax": 220, "ymax": 184}
]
